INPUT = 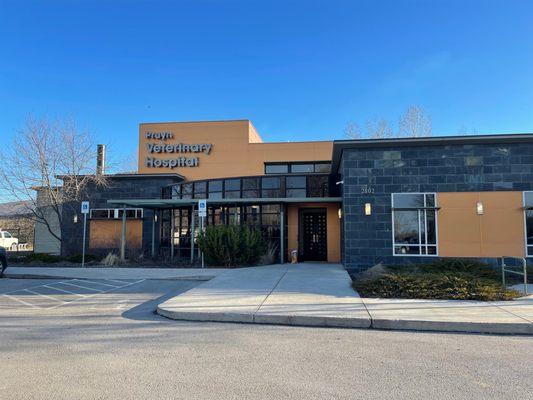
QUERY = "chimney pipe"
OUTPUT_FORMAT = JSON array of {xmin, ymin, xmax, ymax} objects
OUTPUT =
[{"xmin": 96, "ymin": 144, "xmax": 106, "ymax": 175}]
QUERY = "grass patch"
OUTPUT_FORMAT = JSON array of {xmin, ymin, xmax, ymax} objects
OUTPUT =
[{"xmin": 353, "ymin": 259, "xmax": 522, "ymax": 301}]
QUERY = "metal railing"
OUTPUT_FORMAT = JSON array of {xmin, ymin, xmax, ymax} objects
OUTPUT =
[{"xmin": 501, "ymin": 257, "xmax": 528, "ymax": 295}]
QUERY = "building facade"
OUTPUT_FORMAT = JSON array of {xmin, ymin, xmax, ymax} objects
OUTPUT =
[{"xmin": 37, "ymin": 120, "xmax": 533, "ymax": 273}]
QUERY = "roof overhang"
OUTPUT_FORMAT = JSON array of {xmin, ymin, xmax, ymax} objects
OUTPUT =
[
  {"xmin": 331, "ymin": 133, "xmax": 533, "ymax": 173},
  {"xmin": 107, "ymin": 197, "xmax": 342, "ymax": 209}
]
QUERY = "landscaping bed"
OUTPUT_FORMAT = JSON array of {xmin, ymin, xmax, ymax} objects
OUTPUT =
[{"xmin": 353, "ymin": 259, "xmax": 528, "ymax": 301}]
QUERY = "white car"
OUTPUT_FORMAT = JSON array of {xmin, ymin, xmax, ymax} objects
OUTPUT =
[{"xmin": 0, "ymin": 231, "xmax": 19, "ymax": 250}]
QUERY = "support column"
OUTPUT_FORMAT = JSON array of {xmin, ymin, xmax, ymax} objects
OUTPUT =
[
  {"xmin": 170, "ymin": 209, "xmax": 175, "ymax": 260},
  {"xmin": 120, "ymin": 205, "xmax": 126, "ymax": 261},
  {"xmin": 280, "ymin": 204, "xmax": 284, "ymax": 264},
  {"xmin": 151, "ymin": 209, "xmax": 156, "ymax": 258},
  {"xmin": 190, "ymin": 205, "xmax": 195, "ymax": 264}
]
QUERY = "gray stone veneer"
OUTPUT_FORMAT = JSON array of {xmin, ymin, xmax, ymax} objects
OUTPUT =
[{"xmin": 341, "ymin": 142, "xmax": 533, "ymax": 272}]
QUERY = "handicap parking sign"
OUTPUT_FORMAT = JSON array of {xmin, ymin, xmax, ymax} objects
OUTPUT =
[{"xmin": 198, "ymin": 199, "xmax": 207, "ymax": 217}]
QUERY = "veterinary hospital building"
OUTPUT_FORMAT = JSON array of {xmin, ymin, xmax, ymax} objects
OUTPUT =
[{"xmin": 34, "ymin": 119, "xmax": 533, "ymax": 271}]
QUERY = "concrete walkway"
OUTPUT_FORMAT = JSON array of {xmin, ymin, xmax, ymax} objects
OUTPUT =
[
  {"xmin": 157, "ymin": 263, "xmax": 533, "ymax": 335},
  {"xmin": 3, "ymin": 266, "xmax": 225, "ymax": 281}
]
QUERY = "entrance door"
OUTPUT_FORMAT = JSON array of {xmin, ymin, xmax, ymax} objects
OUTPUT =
[{"xmin": 299, "ymin": 208, "xmax": 327, "ymax": 261}]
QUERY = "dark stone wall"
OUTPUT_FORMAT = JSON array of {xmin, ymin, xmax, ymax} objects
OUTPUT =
[
  {"xmin": 61, "ymin": 177, "xmax": 179, "ymax": 257},
  {"xmin": 341, "ymin": 142, "xmax": 533, "ymax": 272}
]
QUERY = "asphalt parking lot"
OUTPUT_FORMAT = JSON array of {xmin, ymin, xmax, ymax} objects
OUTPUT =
[
  {"xmin": 1, "ymin": 278, "xmax": 146, "ymax": 310},
  {"xmin": 1, "ymin": 277, "xmax": 532, "ymax": 400}
]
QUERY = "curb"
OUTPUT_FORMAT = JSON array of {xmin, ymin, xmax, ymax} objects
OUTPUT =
[
  {"xmin": 3, "ymin": 272, "xmax": 215, "ymax": 281},
  {"xmin": 156, "ymin": 306, "xmax": 533, "ymax": 335}
]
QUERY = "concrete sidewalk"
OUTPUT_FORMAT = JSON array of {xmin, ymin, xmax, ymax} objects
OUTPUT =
[
  {"xmin": 157, "ymin": 263, "xmax": 533, "ymax": 335},
  {"xmin": 3, "ymin": 266, "xmax": 226, "ymax": 281}
]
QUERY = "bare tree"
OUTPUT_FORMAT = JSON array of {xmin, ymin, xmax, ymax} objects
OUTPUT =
[
  {"xmin": 366, "ymin": 118, "xmax": 394, "ymax": 139},
  {"xmin": 344, "ymin": 121, "xmax": 362, "ymax": 139},
  {"xmin": 345, "ymin": 106, "xmax": 432, "ymax": 139},
  {"xmin": 0, "ymin": 117, "xmax": 107, "ymax": 250},
  {"xmin": 398, "ymin": 106, "xmax": 432, "ymax": 137}
]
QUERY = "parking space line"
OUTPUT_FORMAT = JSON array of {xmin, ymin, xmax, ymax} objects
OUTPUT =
[
  {"xmin": 60, "ymin": 281, "xmax": 106, "ymax": 292},
  {"xmin": 23, "ymin": 289, "xmax": 66, "ymax": 303},
  {"xmin": 48, "ymin": 279, "xmax": 146, "ymax": 310},
  {"xmin": 1, "ymin": 280, "xmax": 74, "ymax": 296},
  {"xmin": 71, "ymin": 279, "xmax": 122, "ymax": 288},
  {"xmin": 105, "ymin": 279, "xmax": 135, "ymax": 285},
  {"xmin": 43, "ymin": 285, "xmax": 86, "ymax": 297},
  {"xmin": 2, "ymin": 293, "xmax": 39, "ymax": 309}
]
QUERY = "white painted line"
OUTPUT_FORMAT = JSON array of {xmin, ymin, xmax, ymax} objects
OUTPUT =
[
  {"xmin": 43, "ymin": 285, "xmax": 86, "ymax": 297},
  {"xmin": 49, "ymin": 279, "xmax": 146, "ymax": 310},
  {"xmin": 72, "ymin": 279, "xmax": 121, "ymax": 288},
  {"xmin": 60, "ymin": 281, "xmax": 106, "ymax": 292},
  {"xmin": 1, "ymin": 280, "xmax": 74, "ymax": 296},
  {"xmin": 105, "ymin": 279, "xmax": 133, "ymax": 284},
  {"xmin": 2, "ymin": 293, "xmax": 39, "ymax": 309},
  {"xmin": 24, "ymin": 289, "xmax": 66, "ymax": 304}
]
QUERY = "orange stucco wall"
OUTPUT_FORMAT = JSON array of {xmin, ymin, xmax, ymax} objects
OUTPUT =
[
  {"xmin": 89, "ymin": 220, "xmax": 142, "ymax": 250},
  {"xmin": 138, "ymin": 120, "xmax": 333, "ymax": 180},
  {"xmin": 287, "ymin": 203, "xmax": 341, "ymax": 263},
  {"xmin": 437, "ymin": 191, "xmax": 525, "ymax": 257}
]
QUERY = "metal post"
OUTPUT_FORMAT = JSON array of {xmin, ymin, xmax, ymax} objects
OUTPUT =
[
  {"xmin": 170, "ymin": 210, "xmax": 175, "ymax": 260},
  {"xmin": 200, "ymin": 215, "xmax": 205, "ymax": 268},
  {"xmin": 190, "ymin": 205, "xmax": 195, "ymax": 264},
  {"xmin": 81, "ymin": 212, "xmax": 87, "ymax": 268},
  {"xmin": 120, "ymin": 205, "xmax": 126, "ymax": 261},
  {"xmin": 280, "ymin": 205, "xmax": 284, "ymax": 264},
  {"xmin": 501, "ymin": 258, "xmax": 506, "ymax": 288},
  {"xmin": 151, "ymin": 210, "xmax": 156, "ymax": 258}
]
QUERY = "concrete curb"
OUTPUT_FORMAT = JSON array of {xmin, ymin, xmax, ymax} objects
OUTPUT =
[
  {"xmin": 3, "ymin": 272, "xmax": 215, "ymax": 281},
  {"xmin": 157, "ymin": 304, "xmax": 533, "ymax": 334}
]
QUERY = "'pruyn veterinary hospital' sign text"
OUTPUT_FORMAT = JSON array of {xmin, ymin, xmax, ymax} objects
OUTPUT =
[{"xmin": 144, "ymin": 131, "xmax": 212, "ymax": 169}]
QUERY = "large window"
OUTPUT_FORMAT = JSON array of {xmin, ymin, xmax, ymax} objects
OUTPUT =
[
  {"xmin": 524, "ymin": 192, "xmax": 533, "ymax": 256},
  {"xmin": 392, "ymin": 193, "xmax": 437, "ymax": 256},
  {"xmin": 265, "ymin": 162, "xmax": 330, "ymax": 174}
]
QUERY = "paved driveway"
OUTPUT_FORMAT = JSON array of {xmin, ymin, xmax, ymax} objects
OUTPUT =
[{"xmin": 0, "ymin": 277, "xmax": 532, "ymax": 400}]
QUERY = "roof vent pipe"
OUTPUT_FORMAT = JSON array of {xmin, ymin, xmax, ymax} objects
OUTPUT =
[{"xmin": 96, "ymin": 144, "xmax": 106, "ymax": 175}]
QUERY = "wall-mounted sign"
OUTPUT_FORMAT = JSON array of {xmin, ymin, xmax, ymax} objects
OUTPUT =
[{"xmin": 143, "ymin": 131, "xmax": 213, "ymax": 169}]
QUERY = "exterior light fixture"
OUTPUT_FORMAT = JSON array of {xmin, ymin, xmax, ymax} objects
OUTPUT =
[
  {"xmin": 476, "ymin": 202, "xmax": 484, "ymax": 215},
  {"xmin": 154, "ymin": 213, "xmax": 158, "ymax": 222},
  {"xmin": 73, "ymin": 214, "xmax": 78, "ymax": 223},
  {"xmin": 365, "ymin": 203, "xmax": 372, "ymax": 216},
  {"xmin": 338, "ymin": 208, "xmax": 343, "ymax": 219}
]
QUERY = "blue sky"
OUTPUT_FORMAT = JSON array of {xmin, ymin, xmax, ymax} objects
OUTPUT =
[{"xmin": 1, "ymin": 0, "xmax": 533, "ymax": 162}]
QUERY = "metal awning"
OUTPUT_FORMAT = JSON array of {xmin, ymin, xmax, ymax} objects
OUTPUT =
[{"xmin": 107, "ymin": 197, "xmax": 342, "ymax": 209}]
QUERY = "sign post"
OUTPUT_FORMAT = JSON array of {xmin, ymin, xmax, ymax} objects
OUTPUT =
[
  {"xmin": 198, "ymin": 199, "xmax": 207, "ymax": 268},
  {"xmin": 81, "ymin": 201, "xmax": 89, "ymax": 268}
]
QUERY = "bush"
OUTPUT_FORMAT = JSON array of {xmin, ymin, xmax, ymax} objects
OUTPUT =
[
  {"xmin": 102, "ymin": 252, "xmax": 122, "ymax": 267},
  {"xmin": 197, "ymin": 225, "xmax": 265, "ymax": 267},
  {"xmin": 353, "ymin": 259, "xmax": 521, "ymax": 301}
]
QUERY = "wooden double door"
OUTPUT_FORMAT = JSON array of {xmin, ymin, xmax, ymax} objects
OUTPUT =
[{"xmin": 299, "ymin": 208, "xmax": 328, "ymax": 262}]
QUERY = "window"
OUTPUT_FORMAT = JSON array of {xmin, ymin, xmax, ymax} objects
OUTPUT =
[
  {"xmin": 3, "ymin": 232, "xmax": 12, "ymax": 238},
  {"xmin": 265, "ymin": 164, "xmax": 288, "ymax": 174},
  {"xmin": 265, "ymin": 162, "xmax": 331, "ymax": 174},
  {"xmin": 242, "ymin": 177, "xmax": 259, "ymax": 198},
  {"xmin": 262, "ymin": 177, "xmax": 281, "ymax": 197},
  {"xmin": 307, "ymin": 175, "xmax": 329, "ymax": 197},
  {"xmin": 208, "ymin": 180, "xmax": 223, "ymax": 199},
  {"xmin": 392, "ymin": 193, "xmax": 437, "ymax": 256},
  {"xmin": 181, "ymin": 183, "xmax": 193, "ymax": 199},
  {"xmin": 90, "ymin": 208, "xmax": 143, "ymax": 220},
  {"xmin": 524, "ymin": 192, "xmax": 533, "ymax": 256},
  {"xmin": 193, "ymin": 181, "xmax": 207, "ymax": 199},
  {"xmin": 224, "ymin": 179, "xmax": 240, "ymax": 198},
  {"xmin": 290, "ymin": 164, "xmax": 314, "ymax": 173},
  {"xmin": 286, "ymin": 176, "xmax": 306, "ymax": 198}
]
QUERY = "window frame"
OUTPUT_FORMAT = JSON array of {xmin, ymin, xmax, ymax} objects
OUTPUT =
[
  {"xmin": 90, "ymin": 208, "xmax": 144, "ymax": 220},
  {"xmin": 391, "ymin": 192, "xmax": 439, "ymax": 257},
  {"xmin": 523, "ymin": 191, "xmax": 533, "ymax": 257}
]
